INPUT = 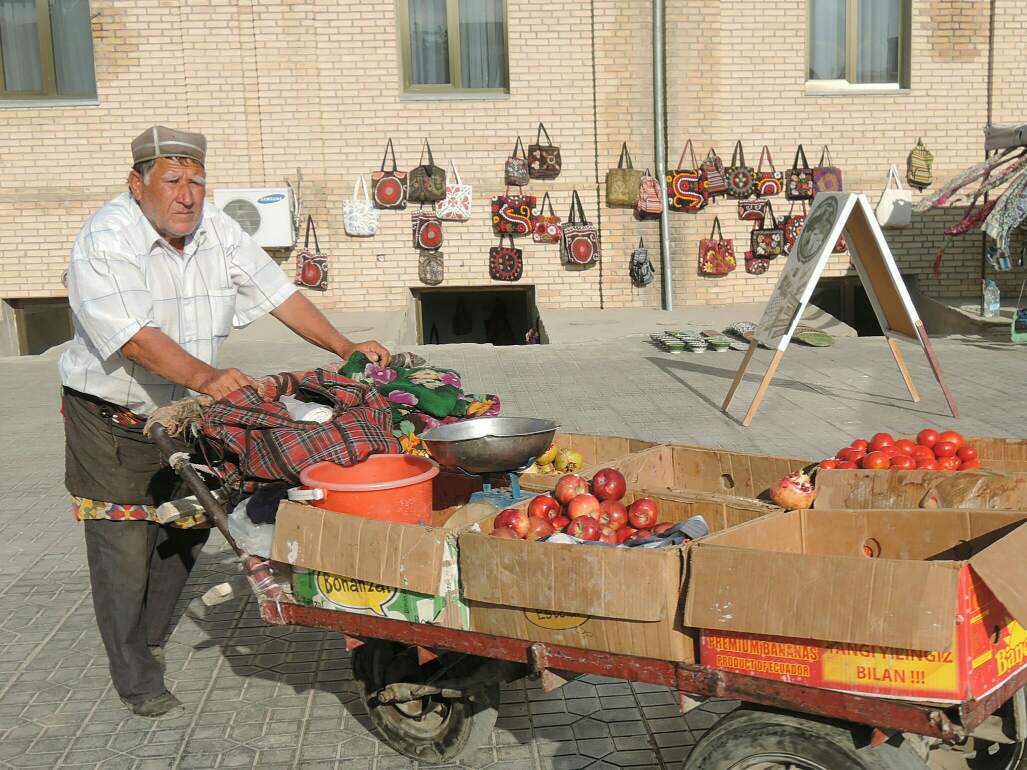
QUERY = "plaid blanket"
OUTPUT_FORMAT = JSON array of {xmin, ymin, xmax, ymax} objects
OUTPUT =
[{"xmin": 201, "ymin": 368, "xmax": 400, "ymax": 491}]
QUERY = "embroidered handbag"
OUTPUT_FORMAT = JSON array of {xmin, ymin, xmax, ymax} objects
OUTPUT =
[
  {"xmin": 371, "ymin": 138, "xmax": 407, "ymax": 210},
  {"xmin": 606, "ymin": 143, "xmax": 644, "ymax": 206},
  {"xmin": 294, "ymin": 216, "xmax": 328, "ymax": 291},
  {"xmin": 505, "ymin": 136, "xmax": 530, "ymax": 187},
  {"xmin": 750, "ymin": 202, "xmax": 786, "ymax": 259},
  {"xmin": 907, "ymin": 138, "xmax": 934, "ymax": 190},
  {"xmin": 630, "ymin": 237, "xmax": 655, "ymax": 287},
  {"xmin": 418, "ymin": 250, "xmax": 444, "ymax": 286},
  {"xmin": 411, "ymin": 208, "xmax": 444, "ymax": 251},
  {"xmin": 745, "ymin": 250, "xmax": 770, "ymax": 275},
  {"xmin": 755, "ymin": 145, "xmax": 783, "ymax": 197},
  {"xmin": 561, "ymin": 190, "xmax": 601, "ymax": 265},
  {"xmin": 876, "ymin": 164, "xmax": 913, "ymax": 227},
  {"xmin": 813, "ymin": 145, "xmax": 843, "ymax": 195},
  {"xmin": 343, "ymin": 176, "xmax": 379, "ymax": 237},
  {"xmin": 637, "ymin": 168, "xmax": 663, "ymax": 215},
  {"xmin": 737, "ymin": 198, "xmax": 769, "ymax": 225},
  {"xmin": 489, "ymin": 235, "xmax": 523, "ymax": 281},
  {"xmin": 702, "ymin": 148, "xmax": 729, "ymax": 198},
  {"xmin": 435, "ymin": 161, "xmax": 472, "ymax": 222},
  {"xmin": 785, "ymin": 144, "xmax": 815, "ymax": 201},
  {"xmin": 491, "ymin": 189, "xmax": 536, "ymax": 236},
  {"xmin": 698, "ymin": 217, "xmax": 736, "ymax": 276},
  {"xmin": 527, "ymin": 122, "xmax": 561, "ymax": 180},
  {"xmin": 666, "ymin": 139, "xmax": 707, "ymax": 212},
  {"xmin": 782, "ymin": 201, "xmax": 807, "ymax": 249},
  {"xmin": 407, "ymin": 139, "xmax": 447, "ymax": 203},
  {"xmin": 726, "ymin": 141, "xmax": 756, "ymax": 199},
  {"xmin": 531, "ymin": 191, "xmax": 562, "ymax": 244}
]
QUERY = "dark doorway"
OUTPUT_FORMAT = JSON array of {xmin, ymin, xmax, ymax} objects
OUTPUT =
[
  {"xmin": 808, "ymin": 276, "xmax": 890, "ymax": 337},
  {"xmin": 11, "ymin": 298, "xmax": 73, "ymax": 355},
  {"xmin": 415, "ymin": 287, "xmax": 540, "ymax": 345}
]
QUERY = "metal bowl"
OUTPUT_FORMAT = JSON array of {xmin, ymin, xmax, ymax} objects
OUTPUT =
[{"xmin": 421, "ymin": 417, "xmax": 559, "ymax": 474}]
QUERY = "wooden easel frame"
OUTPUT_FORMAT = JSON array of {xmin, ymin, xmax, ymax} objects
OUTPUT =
[{"xmin": 723, "ymin": 194, "xmax": 958, "ymax": 426}]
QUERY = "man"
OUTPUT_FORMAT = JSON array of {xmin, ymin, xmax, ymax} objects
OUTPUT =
[{"xmin": 59, "ymin": 126, "xmax": 389, "ymax": 718}]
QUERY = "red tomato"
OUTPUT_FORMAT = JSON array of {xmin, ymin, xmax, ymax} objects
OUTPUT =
[
  {"xmin": 957, "ymin": 446, "xmax": 978, "ymax": 462},
  {"xmin": 959, "ymin": 459, "xmax": 981, "ymax": 471},
  {"xmin": 879, "ymin": 446, "xmax": 901, "ymax": 459},
  {"xmin": 889, "ymin": 455, "xmax": 916, "ymax": 471},
  {"xmin": 861, "ymin": 451, "xmax": 891, "ymax": 470},
  {"xmin": 939, "ymin": 456, "xmax": 961, "ymax": 471},
  {"xmin": 850, "ymin": 439, "xmax": 869, "ymax": 452},
  {"xmin": 917, "ymin": 460, "xmax": 938, "ymax": 471},
  {"xmin": 893, "ymin": 439, "xmax": 917, "ymax": 456},
  {"xmin": 819, "ymin": 459, "xmax": 840, "ymax": 470},
  {"xmin": 938, "ymin": 431, "xmax": 964, "ymax": 450},
  {"xmin": 834, "ymin": 460, "xmax": 858, "ymax": 469},
  {"xmin": 869, "ymin": 433, "xmax": 895, "ymax": 452},
  {"xmin": 911, "ymin": 445, "xmax": 936, "ymax": 463},
  {"xmin": 917, "ymin": 429, "xmax": 939, "ymax": 448},
  {"xmin": 933, "ymin": 441, "xmax": 958, "ymax": 458},
  {"xmin": 837, "ymin": 447, "xmax": 866, "ymax": 463}
]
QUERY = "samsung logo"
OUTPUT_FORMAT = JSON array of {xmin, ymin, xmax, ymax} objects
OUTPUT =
[{"xmin": 258, "ymin": 193, "xmax": 285, "ymax": 204}]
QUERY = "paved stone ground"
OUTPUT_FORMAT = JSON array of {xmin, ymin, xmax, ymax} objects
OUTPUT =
[{"xmin": 1, "ymin": 332, "xmax": 1024, "ymax": 769}]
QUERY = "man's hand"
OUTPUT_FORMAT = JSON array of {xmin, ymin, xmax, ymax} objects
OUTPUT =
[
  {"xmin": 192, "ymin": 367, "xmax": 258, "ymax": 400},
  {"xmin": 349, "ymin": 340, "xmax": 391, "ymax": 367}
]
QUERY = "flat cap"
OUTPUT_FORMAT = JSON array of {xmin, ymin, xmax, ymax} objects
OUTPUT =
[{"xmin": 131, "ymin": 125, "xmax": 206, "ymax": 165}]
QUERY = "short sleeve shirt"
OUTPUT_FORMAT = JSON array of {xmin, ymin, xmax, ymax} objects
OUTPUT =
[{"xmin": 58, "ymin": 193, "xmax": 297, "ymax": 415}]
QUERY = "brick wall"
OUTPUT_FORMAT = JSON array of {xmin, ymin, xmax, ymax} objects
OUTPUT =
[{"xmin": 0, "ymin": 0, "xmax": 1023, "ymax": 311}]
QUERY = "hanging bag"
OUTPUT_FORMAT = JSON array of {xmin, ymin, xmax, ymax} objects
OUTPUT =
[
  {"xmin": 750, "ymin": 202, "xmax": 786, "ymax": 259},
  {"xmin": 491, "ymin": 188, "xmax": 536, "ymax": 236},
  {"xmin": 698, "ymin": 217, "xmax": 736, "ymax": 276},
  {"xmin": 505, "ymin": 136, "xmax": 530, "ymax": 187},
  {"xmin": 630, "ymin": 237, "xmax": 656, "ymax": 287},
  {"xmin": 726, "ymin": 141, "xmax": 756, "ymax": 199},
  {"xmin": 637, "ymin": 168, "xmax": 663, "ymax": 215},
  {"xmin": 907, "ymin": 138, "xmax": 934, "ymax": 190},
  {"xmin": 343, "ymin": 176, "xmax": 379, "ymax": 237},
  {"xmin": 745, "ymin": 250, "xmax": 770, "ymax": 275},
  {"xmin": 666, "ymin": 139, "xmax": 708, "ymax": 212},
  {"xmin": 371, "ymin": 138, "xmax": 407, "ymax": 210},
  {"xmin": 531, "ymin": 191, "xmax": 562, "ymax": 244},
  {"xmin": 755, "ymin": 145, "xmax": 784, "ymax": 197},
  {"xmin": 527, "ymin": 122, "xmax": 562, "ymax": 180},
  {"xmin": 876, "ymin": 164, "xmax": 913, "ymax": 228},
  {"xmin": 782, "ymin": 200, "xmax": 807, "ymax": 249},
  {"xmin": 294, "ymin": 216, "xmax": 328, "ymax": 291},
  {"xmin": 785, "ymin": 144, "xmax": 815, "ymax": 201},
  {"xmin": 701, "ymin": 147, "xmax": 729, "ymax": 198},
  {"xmin": 561, "ymin": 190, "xmax": 601, "ymax": 265},
  {"xmin": 737, "ymin": 198, "xmax": 770, "ymax": 225},
  {"xmin": 489, "ymin": 235, "xmax": 523, "ymax": 282},
  {"xmin": 407, "ymin": 139, "xmax": 447, "ymax": 203},
  {"xmin": 435, "ymin": 160, "xmax": 472, "ymax": 222},
  {"xmin": 606, "ymin": 143, "xmax": 644, "ymax": 206},
  {"xmin": 418, "ymin": 250, "xmax": 444, "ymax": 286},
  {"xmin": 411, "ymin": 207, "xmax": 444, "ymax": 251},
  {"xmin": 813, "ymin": 145, "xmax": 843, "ymax": 195}
]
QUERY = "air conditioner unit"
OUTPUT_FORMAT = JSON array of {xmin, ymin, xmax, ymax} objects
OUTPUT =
[{"xmin": 212, "ymin": 188, "xmax": 295, "ymax": 248}]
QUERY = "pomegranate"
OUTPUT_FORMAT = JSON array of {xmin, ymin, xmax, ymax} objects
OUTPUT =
[
  {"xmin": 527, "ymin": 493, "xmax": 561, "ymax": 522},
  {"xmin": 550, "ymin": 515, "xmax": 570, "ymax": 532},
  {"xmin": 567, "ymin": 493, "xmax": 601, "ymax": 520},
  {"xmin": 598, "ymin": 526, "xmax": 619, "ymax": 545},
  {"xmin": 769, "ymin": 470, "xmax": 816, "ymax": 509},
  {"xmin": 554, "ymin": 474, "xmax": 589, "ymax": 505},
  {"xmin": 597, "ymin": 500, "xmax": 628, "ymax": 531},
  {"xmin": 566, "ymin": 516, "xmax": 600, "ymax": 541},
  {"xmin": 493, "ymin": 508, "xmax": 530, "ymax": 538},
  {"xmin": 616, "ymin": 527, "xmax": 639, "ymax": 543},
  {"xmin": 524, "ymin": 517, "xmax": 555, "ymax": 541},
  {"xmin": 490, "ymin": 527, "xmax": 520, "ymax": 539},
  {"xmin": 628, "ymin": 498, "xmax": 659, "ymax": 529},
  {"xmin": 590, "ymin": 468, "xmax": 627, "ymax": 502}
]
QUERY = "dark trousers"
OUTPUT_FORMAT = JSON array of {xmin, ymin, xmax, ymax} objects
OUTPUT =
[{"xmin": 84, "ymin": 519, "xmax": 209, "ymax": 702}]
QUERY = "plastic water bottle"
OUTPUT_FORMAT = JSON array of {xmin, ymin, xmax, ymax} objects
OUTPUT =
[{"xmin": 983, "ymin": 279, "xmax": 1001, "ymax": 318}]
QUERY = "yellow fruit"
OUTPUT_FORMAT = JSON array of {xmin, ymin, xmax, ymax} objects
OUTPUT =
[
  {"xmin": 554, "ymin": 448, "xmax": 584, "ymax": 472},
  {"xmin": 537, "ymin": 443, "xmax": 558, "ymax": 466},
  {"xmin": 539, "ymin": 463, "xmax": 555, "ymax": 474},
  {"xmin": 521, "ymin": 463, "xmax": 540, "ymax": 475}
]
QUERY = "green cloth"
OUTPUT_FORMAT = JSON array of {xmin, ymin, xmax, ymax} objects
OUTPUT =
[{"xmin": 340, "ymin": 352, "xmax": 461, "ymax": 419}]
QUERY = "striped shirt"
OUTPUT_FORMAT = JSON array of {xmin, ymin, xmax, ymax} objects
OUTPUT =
[{"xmin": 58, "ymin": 193, "xmax": 296, "ymax": 415}]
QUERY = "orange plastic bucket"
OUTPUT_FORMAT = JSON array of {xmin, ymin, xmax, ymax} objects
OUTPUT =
[{"xmin": 298, "ymin": 455, "xmax": 439, "ymax": 525}]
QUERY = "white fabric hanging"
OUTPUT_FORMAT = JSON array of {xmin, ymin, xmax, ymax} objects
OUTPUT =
[
  {"xmin": 343, "ymin": 176, "xmax": 380, "ymax": 237},
  {"xmin": 876, "ymin": 164, "xmax": 913, "ymax": 228},
  {"xmin": 434, "ymin": 160, "xmax": 473, "ymax": 221}
]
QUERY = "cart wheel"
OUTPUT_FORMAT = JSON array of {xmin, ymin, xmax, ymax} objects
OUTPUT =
[
  {"xmin": 929, "ymin": 691, "xmax": 1027, "ymax": 770},
  {"xmin": 683, "ymin": 708, "xmax": 928, "ymax": 770},
  {"xmin": 352, "ymin": 640, "xmax": 499, "ymax": 764}
]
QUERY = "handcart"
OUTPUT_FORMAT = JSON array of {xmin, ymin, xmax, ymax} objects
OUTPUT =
[{"xmin": 149, "ymin": 417, "xmax": 1027, "ymax": 770}]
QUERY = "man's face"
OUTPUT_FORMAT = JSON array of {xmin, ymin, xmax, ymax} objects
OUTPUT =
[{"xmin": 128, "ymin": 157, "xmax": 206, "ymax": 245}]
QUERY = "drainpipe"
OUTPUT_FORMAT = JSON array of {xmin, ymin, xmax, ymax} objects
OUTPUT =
[{"xmin": 653, "ymin": 0, "xmax": 673, "ymax": 310}]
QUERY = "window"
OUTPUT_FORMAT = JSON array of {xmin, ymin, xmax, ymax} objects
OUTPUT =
[
  {"xmin": 808, "ymin": 0, "xmax": 910, "ymax": 90},
  {"xmin": 398, "ymin": 0, "xmax": 509, "ymax": 95},
  {"xmin": 0, "ymin": 0, "xmax": 97, "ymax": 100}
]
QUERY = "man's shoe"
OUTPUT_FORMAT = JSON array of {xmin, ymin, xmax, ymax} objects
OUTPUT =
[
  {"xmin": 121, "ymin": 690, "xmax": 184, "ymax": 718},
  {"xmin": 149, "ymin": 645, "xmax": 166, "ymax": 673}
]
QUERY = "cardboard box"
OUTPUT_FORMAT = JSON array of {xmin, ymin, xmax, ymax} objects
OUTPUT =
[
  {"xmin": 519, "ymin": 432, "xmax": 658, "ymax": 493},
  {"xmin": 814, "ymin": 469, "xmax": 1027, "ymax": 510},
  {"xmin": 460, "ymin": 491, "xmax": 781, "ymax": 661},
  {"xmin": 970, "ymin": 436, "xmax": 1027, "ymax": 473},
  {"xmin": 608, "ymin": 444, "xmax": 812, "ymax": 502},
  {"xmin": 684, "ymin": 508, "xmax": 1027, "ymax": 702}
]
